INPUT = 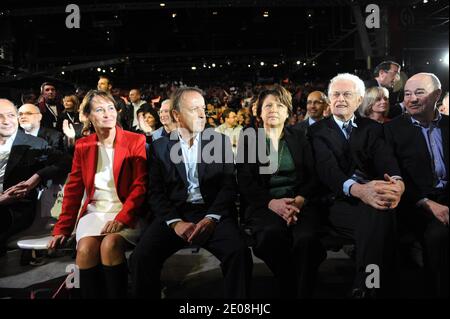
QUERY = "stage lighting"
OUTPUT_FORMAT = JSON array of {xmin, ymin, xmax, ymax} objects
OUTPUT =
[{"xmin": 443, "ymin": 52, "xmax": 449, "ymax": 65}]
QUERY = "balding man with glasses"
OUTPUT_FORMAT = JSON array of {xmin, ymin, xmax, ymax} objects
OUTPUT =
[{"xmin": 0, "ymin": 99, "xmax": 71, "ymax": 255}]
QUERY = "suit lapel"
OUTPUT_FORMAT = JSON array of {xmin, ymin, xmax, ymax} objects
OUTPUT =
[
  {"xmin": 327, "ymin": 117, "xmax": 348, "ymax": 146},
  {"xmin": 404, "ymin": 115, "xmax": 433, "ymax": 167},
  {"xmin": 198, "ymin": 132, "xmax": 207, "ymax": 183},
  {"xmin": 440, "ymin": 115, "xmax": 449, "ymax": 171},
  {"xmin": 167, "ymin": 136, "xmax": 188, "ymax": 186},
  {"xmin": 4, "ymin": 131, "xmax": 28, "ymax": 183},
  {"xmin": 84, "ymin": 134, "xmax": 99, "ymax": 198}
]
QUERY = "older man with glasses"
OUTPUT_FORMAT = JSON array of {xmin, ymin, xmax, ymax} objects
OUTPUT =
[
  {"xmin": 0, "ymin": 99, "xmax": 71, "ymax": 255},
  {"xmin": 18, "ymin": 104, "xmax": 64, "ymax": 151},
  {"xmin": 308, "ymin": 73, "xmax": 405, "ymax": 298}
]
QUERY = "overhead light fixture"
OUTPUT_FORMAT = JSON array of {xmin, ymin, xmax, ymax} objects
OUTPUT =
[
  {"xmin": 160, "ymin": 3, "xmax": 166, "ymax": 7},
  {"xmin": 212, "ymin": 11, "xmax": 218, "ymax": 15},
  {"xmin": 296, "ymin": 60, "xmax": 301, "ymax": 65},
  {"xmin": 263, "ymin": 11, "xmax": 269, "ymax": 18},
  {"xmin": 260, "ymin": 61, "xmax": 265, "ymax": 66},
  {"xmin": 423, "ymin": 0, "xmax": 428, "ymax": 3},
  {"xmin": 61, "ymin": 71, "xmax": 65, "ymax": 75},
  {"xmin": 191, "ymin": 66, "xmax": 197, "ymax": 70},
  {"xmin": 273, "ymin": 64, "xmax": 278, "ymax": 68},
  {"xmin": 172, "ymin": 13, "xmax": 177, "ymax": 18},
  {"xmin": 211, "ymin": 63, "xmax": 216, "ymax": 68},
  {"xmin": 248, "ymin": 64, "xmax": 251, "ymax": 68},
  {"xmin": 97, "ymin": 67, "xmax": 101, "ymax": 72}
]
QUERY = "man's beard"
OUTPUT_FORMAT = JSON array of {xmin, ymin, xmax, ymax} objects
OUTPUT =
[{"xmin": 20, "ymin": 123, "xmax": 35, "ymax": 132}]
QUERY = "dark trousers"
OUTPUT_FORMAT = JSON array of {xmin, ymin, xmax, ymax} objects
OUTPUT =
[
  {"xmin": 248, "ymin": 205, "xmax": 326, "ymax": 298},
  {"xmin": 0, "ymin": 203, "xmax": 36, "ymax": 248},
  {"xmin": 130, "ymin": 209, "xmax": 253, "ymax": 299},
  {"xmin": 399, "ymin": 190, "xmax": 448, "ymax": 298},
  {"xmin": 328, "ymin": 198, "xmax": 397, "ymax": 296}
]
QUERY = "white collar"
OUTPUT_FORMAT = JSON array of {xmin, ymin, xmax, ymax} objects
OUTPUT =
[{"xmin": 333, "ymin": 114, "xmax": 358, "ymax": 128}]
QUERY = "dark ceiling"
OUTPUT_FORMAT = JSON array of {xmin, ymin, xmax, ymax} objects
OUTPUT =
[{"xmin": 0, "ymin": 0, "xmax": 448, "ymax": 89}]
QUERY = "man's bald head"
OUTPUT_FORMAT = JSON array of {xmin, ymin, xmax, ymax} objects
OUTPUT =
[
  {"xmin": 19, "ymin": 104, "xmax": 40, "ymax": 114},
  {"xmin": 18, "ymin": 103, "xmax": 42, "ymax": 132},
  {"xmin": 0, "ymin": 98, "xmax": 17, "ymax": 112},
  {"xmin": 404, "ymin": 72, "xmax": 442, "ymax": 121}
]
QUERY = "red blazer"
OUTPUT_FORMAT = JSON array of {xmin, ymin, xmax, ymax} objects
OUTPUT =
[{"xmin": 53, "ymin": 126, "xmax": 148, "ymax": 237}]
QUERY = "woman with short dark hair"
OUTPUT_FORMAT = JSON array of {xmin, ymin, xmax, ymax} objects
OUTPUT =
[{"xmin": 237, "ymin": 86, "xmax": 326, "ymax": 298}]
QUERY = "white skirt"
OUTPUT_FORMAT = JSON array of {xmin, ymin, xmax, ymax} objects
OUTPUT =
[{"xmin": 75, "ymin": 212, "xmax": 142, "ymax": 246}]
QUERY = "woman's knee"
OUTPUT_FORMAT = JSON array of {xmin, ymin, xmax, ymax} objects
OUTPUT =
[
  {"xmin": 77, "ymin": 237, "xmax": 101, "ymax": 266},
  {"xmin": 100, "ymin": 234, "xmax": 126, "ymax": 260}
]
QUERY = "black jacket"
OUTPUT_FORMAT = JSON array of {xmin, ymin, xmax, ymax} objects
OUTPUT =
[
  {"xmin": 2, "ymin": 130, "xmax": 72, "ymax": 225},
  {"xmin": 384, "ymin": 113, "xmax": 449, "ymax": 204},
  {"xmin": 308, "ymin": 115, "xmax": 401, "ymax": 197},
  {"xmin": 147, "ymin": 129, "xmax": 236, "ymax": 222},
  {"xmin": 236, "ymin": 126, "xmax": 319, "ymax": 210},
  {"xmin": 37, "ymin": 127, "xmax": 64, "ymax": 151}
]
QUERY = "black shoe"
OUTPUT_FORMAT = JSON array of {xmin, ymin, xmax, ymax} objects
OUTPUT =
[{"xmin": 350, "ymin": 288, "xmax": 367, "ymax": 299}]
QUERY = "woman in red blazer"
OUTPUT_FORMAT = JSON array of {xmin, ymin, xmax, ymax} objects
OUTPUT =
[{"xmin": 49, "ymin": 90, "xmax": 148, "ymax": 298}]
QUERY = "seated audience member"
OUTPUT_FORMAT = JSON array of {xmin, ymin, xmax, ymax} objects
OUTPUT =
[
  {"xmin": 384, "ymin": 73, "xmax": 448, "ymax": 298},
  {"xmin": 438, "ymin": 92, "xmax": 449, "ymax": 115},
  {"xmin": 365, "ymin": 61, "xmax": 402, "ymax": 118},
  {"xmin": 126, "ymin": 89, "xmax": 151, "ymax": 132},
  {"xmin": 131, "ymin": 87, "xmax": 252, "ymax": 299},
  {"xmin": 135, "ymin": 106, "xmax": 161, "ymax": 136},
  {"xmin": 56, "ymin": 95, "xmax": 81, "ymax": 132},
  {"xmin": 49, "ymin": 90, "xmax": 148, "ymax": 299},
  {"xmin": 215, "ymin": 108, "xmax": 243, "ymax": 155},
  {"xmin": 0, "ymin": 99, "xmax": 71, "ymax": 254},
  {"xmin": 61, "ymin": 99, "xmax": 91, "ymax": 155},
  {"xmin": 151, "ymin": 99, "xmax": 176, "ymax": 142},
  {"xmin": 18, "ymin": 104, "xmax": 64, "ymax": 151},
  {"xmin": 359, "ymin": 87, "xmax": 390, "ymax": 124},
  {"xmin": 308, "ymin": 73, "xmax": 405, "ymax": 298},
  {"xmin": 237, "ymin": 86, "xmax": 325, "ymax": 298},
  {"xmin": 296, "ymin": 91, "xmax": 329, "ymax": 131}
]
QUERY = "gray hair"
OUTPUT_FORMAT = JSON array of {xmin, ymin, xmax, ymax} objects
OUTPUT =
[
  {"xmin": 170, "ymin": 86, "xmax": 204, "ymax": 112},
  {"xmin": 328, "ymin": 73, "xmax": 366, "ymax": 98}
]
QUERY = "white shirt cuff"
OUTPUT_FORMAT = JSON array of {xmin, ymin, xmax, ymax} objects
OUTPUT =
[
  {"xmin": 343, "ymin": 179, "xmax": 357, "ymax": 196},
  {"xmin": 166, "ymin": 218, "xmax": 182, "ymax": 227}
]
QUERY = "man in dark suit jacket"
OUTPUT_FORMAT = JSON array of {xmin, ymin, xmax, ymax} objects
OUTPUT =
[
  {"xmin": 0, "ymin": 99, "xmax": 71, "ymax": 253},
  {"xmin": 295, "ymin": 91, "xmax": 329, "ymax": 132},
  {"xmin": 131, "ymin": 87, "xmax": 252, "ymax": 299},
  {"xmin": 18, "ymin": 103, "xmax": 64, "ymax": 151},
  {"xmin": 309, "ymin": 73, "xmax": 405, "ymax": 298},
  {"xmin": 384, "ymin": 73, "xmax": 448, "ymax": 298},
  {"xmin": 364, "ymin": 61, "xmax": 403, "ymax": 119}
]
